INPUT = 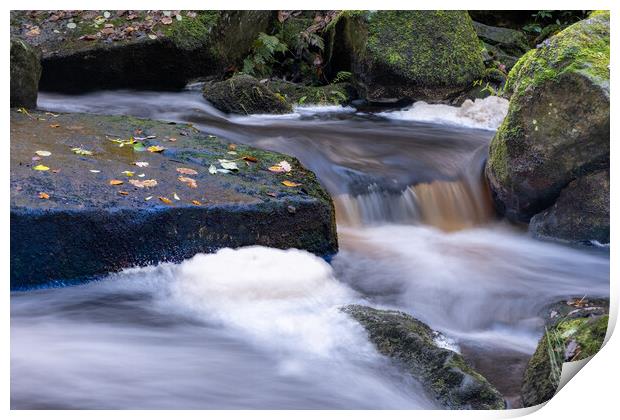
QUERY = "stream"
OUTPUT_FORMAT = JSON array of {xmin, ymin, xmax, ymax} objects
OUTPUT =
[{"xmin": 10, "ymin": 89, "xmax": 610, "ymax": 409}]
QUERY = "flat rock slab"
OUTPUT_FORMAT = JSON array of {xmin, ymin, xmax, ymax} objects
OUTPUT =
[{"xmin": 10, "ymin": 110, "xmax": 337, "ymax": 288}]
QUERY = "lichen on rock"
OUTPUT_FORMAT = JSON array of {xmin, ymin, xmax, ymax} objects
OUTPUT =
[{"xmin": 10, "ymin": 38, "xmax": 41, "ymax": 108}]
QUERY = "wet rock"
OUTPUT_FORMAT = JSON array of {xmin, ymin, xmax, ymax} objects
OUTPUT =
[
  {"xmin": 486, "ymin": 12, "xmax": 609, "ymax": 230},
  {"xmin": 530, "ymin": 170, "xmax": 609, "ymax": 244},
  {"xmin": 10, "ymin": 110, "xmax": 338, "ymax": 288},
  {"xmin": 266, "ymin": 80, "xmax": 358, "ymax": 106},
  {"xmin": 473, "ymin": 22, "xmax": 529, "ymax": 58},
  {"xmin": 328, "ymin": 11, "xmax": 485, "ymax": 103},
  {"xmin": 342, "ymin": 305, "xmax": 505, "ymax": 410},
  {"xmin": 10, "ymin": 38, "xmax": 41, "ymax": 108},
  {"xmin": 521, "ymin": 298, "xmax": 609, "ymax": 407},
  {"xmin": 203, "ymin": 75, "xmax": 292, "ymax": 115},
  {"xmin": 10, "ymin": 10, "xmax": 272, "ymax": 92}
]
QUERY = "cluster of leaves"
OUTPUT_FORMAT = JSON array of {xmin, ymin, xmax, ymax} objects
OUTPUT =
[
  {"xmin": 242, "ymin": 33, "xmax": 288, "ymax": 78},
  {"xmin": 523, "ymin": 10, "xmax": 589, "ymax": 35}
]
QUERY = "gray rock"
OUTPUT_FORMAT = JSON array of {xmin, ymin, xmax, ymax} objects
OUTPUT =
[
  {"xmin": 10, "ymin": 38, "xmax": 41, "ymax": 108},
  {"xmin": 342, "ymin": 305, "xmax": 505, "ymax": 410}
]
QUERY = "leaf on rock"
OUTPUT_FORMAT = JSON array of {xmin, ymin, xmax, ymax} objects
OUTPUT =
[
  {"xmin": 268, "ymin": 165, "xmax": 286, "ymax": 173},
  {"xmin": 122, "ymin": 171, "xmax": 135, "ymax": 177},
  {"xmin": 133, "ymin": 161, "xmax": 149, "ymax": 167},
  {"xmin": 133, "ymin": 142, "xmax": 146, "ymax": 152},
  {"xmin": 38, "ymin": 192, "xmax": 50, "ymax": 199},
  {"xmin": 218, "ymin": 159, "xmax": 239, "ymax": 171},
  {"xmin": 109, "ymin": 179, "xmax": 124, "ymax": 185},
  {"xmin": 281, "ymin": 180, "xmax": 301, "ymax": 187},
  {"xmin": 208, "ymin": 164, "xmax": 217, "ymax": 174},
  {"xmin": 176, "ymin": 167, "xmax": 198, "ymax": 175},
  {"xmin": 145, "ymin": 196, "xmax": 153, "ymax": 201},
  {"xmin": 161, "ymin": 16, "xmax": 173, "ymax": 25},
  {"xmin": 158, "ymin": 196, "xmax": 172, "ymax": 204},
  {"xmin": 49, "ymin": 124, "xmax": 60, "ymax": 128},
  {"xmin": 89, "ymin": 169, "xmax": 101, "ymax": 173},
  {"xmin": 33, "ymin": 165, "xmax": 50, "ymax": 171},
  {"xmin": 173, "ymin": 193, "xmax": 180, "ymax": 200},
  {"xmin": 242, "ymin": 156, "xmax": 258, "ymax": 163},
  {"xmin": 118, "ymin": 191, "xmax": 129, "ymax": 196},
  {"xmin": 147, "ymin": 145, "xmax": 165, "ymax": 153},
  {"xmin": 35, "ymin": 150, "xmax": 51, "ymax": 157},
  {"xmin": 71, "ymin": 147, "xmax": 94, "ymax": 156},
  {"xmin": 178, "ymin": 176, "xmax": 198, "ymax": 188},
  {"xmin": 278, "ymin": 161, "xmax": 292, "ymax": 172}
]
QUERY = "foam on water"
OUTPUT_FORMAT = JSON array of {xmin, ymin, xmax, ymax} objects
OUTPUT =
[{"xmin": 379, "ymin": 96, "xmax": 509, "ymax": 130}]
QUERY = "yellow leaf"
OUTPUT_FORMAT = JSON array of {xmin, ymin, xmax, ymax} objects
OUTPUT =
[
  {"xmin": 147, "ymin": 145, "xmax": 165, "ymax": 153},
  {"xmin": 158, "ymin": 196, "xmax": 172, "ymax": 204},
  {"xmin": 122, "ymin": 171, "xmax": 135, "ymax": 177},
  {"xmin": 282, "ymin": 180, "xmax": 301, "ymax": 187},
  {"xmin": 33, "ymin": 165, "xmax": 50, "ymax": 171},
  {"xmin": 176, "ymin": 167, "xmax": 198, "ymax": 175},
  {"xmin": 269, "ymin": 165, "xmax": 286, "ymax": 173},
  {"xmin": 71, "ymin": 147, "xmax": 94, "ymax": 156},
  {"xmin": 191, "ymin": 200, "xmax": 202, "ymax": 206},
  {"xmin": 38, "ymin": 192, "xmax": 50, "ymax": 199},
  {"xmin": 109, "ymin": 179, "xmax": 124, "ymax": 185}
]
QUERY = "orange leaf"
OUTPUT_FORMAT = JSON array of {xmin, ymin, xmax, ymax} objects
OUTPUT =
[
  {"xmin": 109, "ymin": 179, "xmax": 124, "ymax": 185},
  {"xmin": 178, "ymin": 176, "xmax": 198, "ymax": 188},
  {"xmin": 282, "ymin": 180, "xmax": 301, "ymax": 187},
  {"xmin": 176, "ymin": 167, "xmax": 198, "ymax": 175},
  {"xmin": 242, "ymin": 156, "xmax": 258, "ymax": 163},
  {"xmin": 118, "ymin": 191, "xmax": 129, "ymax": 196},
  {"xmin": 38, "ymin": 192, "xmax": 50, "ymax": 199},
  {"xmin": 158, "ymin": 196, "xmax": 172, "ymax": 204},
  {"xmin": 191, "ymin": 200, "xmax": 202, "ymax": 206},
  {"xmin": 269, "ymin": 165, "xmax": 286, "ymax": 173}
]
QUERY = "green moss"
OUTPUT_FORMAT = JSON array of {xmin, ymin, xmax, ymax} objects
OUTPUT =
[
  {"xmin": 364, "ymin": 11, "xmax": 484, "ymax": 87},
  {"xmin": 268, "ymin": 80, "xmax": 355, "ymax": 105},
  {"xmin": 507, "ymin": 11, "xmax": 609, "ymax": 98},
  {"xmin": 165, "ymin": 11, "xmax": 219, "ymax": 50},
  {"xmin": 556, "ymin": 315, "xmax": 608, "ymax": 356}
]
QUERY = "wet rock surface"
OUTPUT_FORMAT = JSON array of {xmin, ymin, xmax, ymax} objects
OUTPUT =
[
  {"xmin": 10, "ymin": 38, "xmax": 41, "ymax": 108},
  {"xmin": 521, "ymin": 297, "xmax": 609, "ymax": 407},
  {"xmin": 10, "ymin": 10, "xmax": 272, "ymax": 92},
  {"xmin": 10, "ymin": 110, "xmax": 337, "ymax": 288},
  {"xmin": 342, "ymin": 305, "xmax": 505, "ymax": 410},
  {"xmin": 485, "ymin": 11, "xmax": 609, "ymax": 242}
]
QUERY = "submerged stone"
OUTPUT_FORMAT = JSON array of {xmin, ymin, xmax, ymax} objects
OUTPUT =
[
  {"xmin": 10, "ymin": 110, "xmax": 338, "ymax": 288},
  {"xmin": 10, "ymin": 38, "xmax": 41, "ymax": 108},
  {"xmin": 10, "ymin": 10, "xmax": 271, "ymax": 92},
  {"xmin": 485, "ymin": 11, "xmax": 609, "ymax": 239},
  {"xmin": 342, "ymin": 305, "xmax": 505, "ymax": 410}
]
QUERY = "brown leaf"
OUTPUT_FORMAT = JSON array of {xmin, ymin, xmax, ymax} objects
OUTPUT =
[
  {"xmin": 118, "ymin": 191, "xmax": 129, "ymax": 196},
  {"xmin": 191, "ymin": 200, "xmax": 202, "ymax": 206},
  {"xmin": 79, "ymin": 34, "xmax": 98, "ymax": 41},
  {"xmin": 38, "ymin": 192, "xmax": 50, "ymax": 199},
  {"xmin": 158, "ymin": 196, "xmax": 172, "ymax": 204},
  {"xmin": 242, "ymin": 156, "xmax": 258, "ymax": 163},
  {"xmin": 176, "ymin": 167, "xmax": 198, "ymax": 175},
  {"xmin": 109, "ymin": 179, "xmax": 124, "ymax": 185},
  {"xmin": 161, "ymin": 16, "xmax": 173, "ymax": 25},
  {"xmin": 129, "ymin": 179, "xmax": 158, "ymax": 188},
  {"xmin": 178, "ymin": 176, "xmax": 198, "ymax": 188}
]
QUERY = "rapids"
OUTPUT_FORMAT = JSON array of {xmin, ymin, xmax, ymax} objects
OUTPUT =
[{"xmin": 10, "ymin": 89, "xmax": 609, "ymax": 409}]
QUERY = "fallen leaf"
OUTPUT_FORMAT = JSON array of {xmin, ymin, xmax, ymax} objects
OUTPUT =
[
  {"xmin": 133, "ymin": 143, "xmax": 146, "ymax": 152},
  {"xmin": 176, "ymin": 167, "xmax": 198, "ymax": 175},
  {"xmin": 45, "ymin": 112, "xmax": 60, "ymax": 117},
  {"xmin": 168, "ymin": 137, "xmax": 177, "ymax": 142},
  {"xmin": 32, "ymin": 156, "xmax": 41, "ymax": 161},
  {"xmin": 118, "ymin": 191, "xmax": 129, "ymax": 196},
  {"xmin": 269, "ymin": 161, "xmax": 292, "ymax": 173},
  {"xmin": 133, "ymin": 161, "xmax": 149, "ymax": 167},
  {"xmin": 122, "ymin": 171, "xmax": 135, "ymax": 177},
  {"xmin": 227, "ymin": 151, "xmax": 238, "ymax": 155},
  {"xmin": 161, "ymin": 16, "xmax": 173, "ymax": 25},
  {"xmin": 282, "ymin": 180, "xmax": 301, "ymax": 187},
  {"xmin": 89, "ymin": 169, "xmax": 101, "ymax": 173},
  {"xmin": 218, "ymin": 159, "xmax": 239, "ymax": 171},
  {"xmin": 33, "ymin": 165, "xmax": 50, "ymax": 171},
  {"xmin": 38, "ymin": 192, "xmax": 50, "ymax": 199},
  {"xmin": 242, "ymin": 156, "xmax": 258, "ymax": 163},
  {"xmin": 49, "ymin": 124, "xmax": 60, "ymax": 128},
  {"xmin": 208, "ymin": 164, "xmax": 217, "ymax": 174},
  {"xmin": 191, "ymin": 200, "xmax": 202, "ymax": 205},
  {"xmin": 26, "ymin": 27, "xmax": 41, "ymax": 36},
  {"xmin": 109, "ymin": 179, "xmax": 124, "ymax": 185},
  {"xmin": 103, "ymin": 11, "xmax": 111, "ymax": 18},
  {"xmin": 147, "ymin": 145, "xmax": 165, "ymax": 153},
  {"xmin": 217, "ymin": 169, "xmax": 232, "ymax": 174},
  {"xmin": 266, "ymin": 192, "xmax": 277, "ymax": 197},
  {"xmin": 178, "ymin": 176, "xmax": 197, "ymax": 188},
  {"xmin": 145, "ymin": 196, "xmax": 153, "ymax": 201},
  {"xmin": 66, "ymin": 22, "xmax": 77, "ymax": 29},
  {"xmin": 278, "ymin": 161, "xmax": 292, "ymax": 172},
  {"xmin": 228, "ymin": 144, "xmax": 237, "ymax": 151},
  {"xmin": 159, "ymin": 196, "xmax": 172, "ymax": 204},
  {"xmin": 148, "ymin": 34, "xmax": 158, "ymax": 40},
  {"xmin": 129, "ymin": 179, "xmax": 158, "ymax": 188},
  {"xmin": 71, "ymin": 147, "xmax": 93, "ymax": 156},
  {"xmin": 35, "ymin": 150, "xmax": 52, "ymax": 157},
  {"xmin": 173, "ymin": 193, "xmax": 180, "ymax": 200}
]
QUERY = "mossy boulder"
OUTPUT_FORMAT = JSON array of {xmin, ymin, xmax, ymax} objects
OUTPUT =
[
  {"xmin": 521, "ymin": 298, "xmax": 609, "ymax": 407},
  {"xmin": 342, "ymin": 305, "xmax": 505, "ymax": 410},
  {"xmin": 330, "ymin": 11, "xmax": 485, "ymax": 103},
  {"xmin": 10, "ymin": 10, "xmax": 272, "ymax": 92},
  {"xmin": 474, "ymin": 22, "xmax": 529, "ymax": 71},
  {"xmin": 267, "ymin": 80, "xmax": 357, "ymax": 106},
  {"xmin": 203, "ymin": 75, "xmax": 292, "ymax": 115},
  {"xmin": 10, "ymin": 38, "xmax": 41, "ymax": 108},
  {"xmin": 486, "ymin": 11, "xmax": 610, "ymax": 225},
  {"xmin": 530, "ymin": 170, "xmax": 609, "ymax": 244},
  {"xmin": 10, "ymin": 109, "xmax": 338, "ymax": 288}
]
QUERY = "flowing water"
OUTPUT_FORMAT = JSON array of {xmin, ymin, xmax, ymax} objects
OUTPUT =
[{"xmin": 11, "ymin": 90, "xmax": 609, "ymax": 409}]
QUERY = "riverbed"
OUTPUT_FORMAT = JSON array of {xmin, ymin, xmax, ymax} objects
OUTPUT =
[{"xmin": 10, "ymin": 90, "xmax": 609, "ymax": 409}]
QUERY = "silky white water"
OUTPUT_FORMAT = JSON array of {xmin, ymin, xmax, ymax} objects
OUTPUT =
[{"xmin": 11, "ymin": 91, "xmax": 609, "ymax": 409}]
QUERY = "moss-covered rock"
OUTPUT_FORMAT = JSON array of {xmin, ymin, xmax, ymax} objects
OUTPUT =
[
  {"xmin": 342, "ymin": 305, "xmax": 505, "ymax": 410},
  {"xmin": 10, "ymin": 10, "xmax": 272, "ymax": 91},
  {"xmin": 521, "ymin": 298, "xmax": 609, "ymax": 407},
  {"xmin": 10, "ymin": 109, "xmax": 338, "ymax": 288},
  {"xmin": 529, "ymin": 170, "xmax": 609, "ymax": 244},
  {"xmin": 203, "ymin": 75, "xmax": 292, "ymax": 115},
  {"xmin": 330, "ymin": 11, "xmax": 485, "ymax": 103},
  {"xmin": 267, "ymin": 80, "xmax": 357, "ymax": 105},
  {"xmin": 485, "ymin": 11, "xmax": 609, "ymax": 224},
  {"xmin": 473, "ymin": 21, "xmax": 529, "ymax": 57},
  {"xmin": 10, "ymin": 38, "xmax": 41, "ymax": 108}
]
